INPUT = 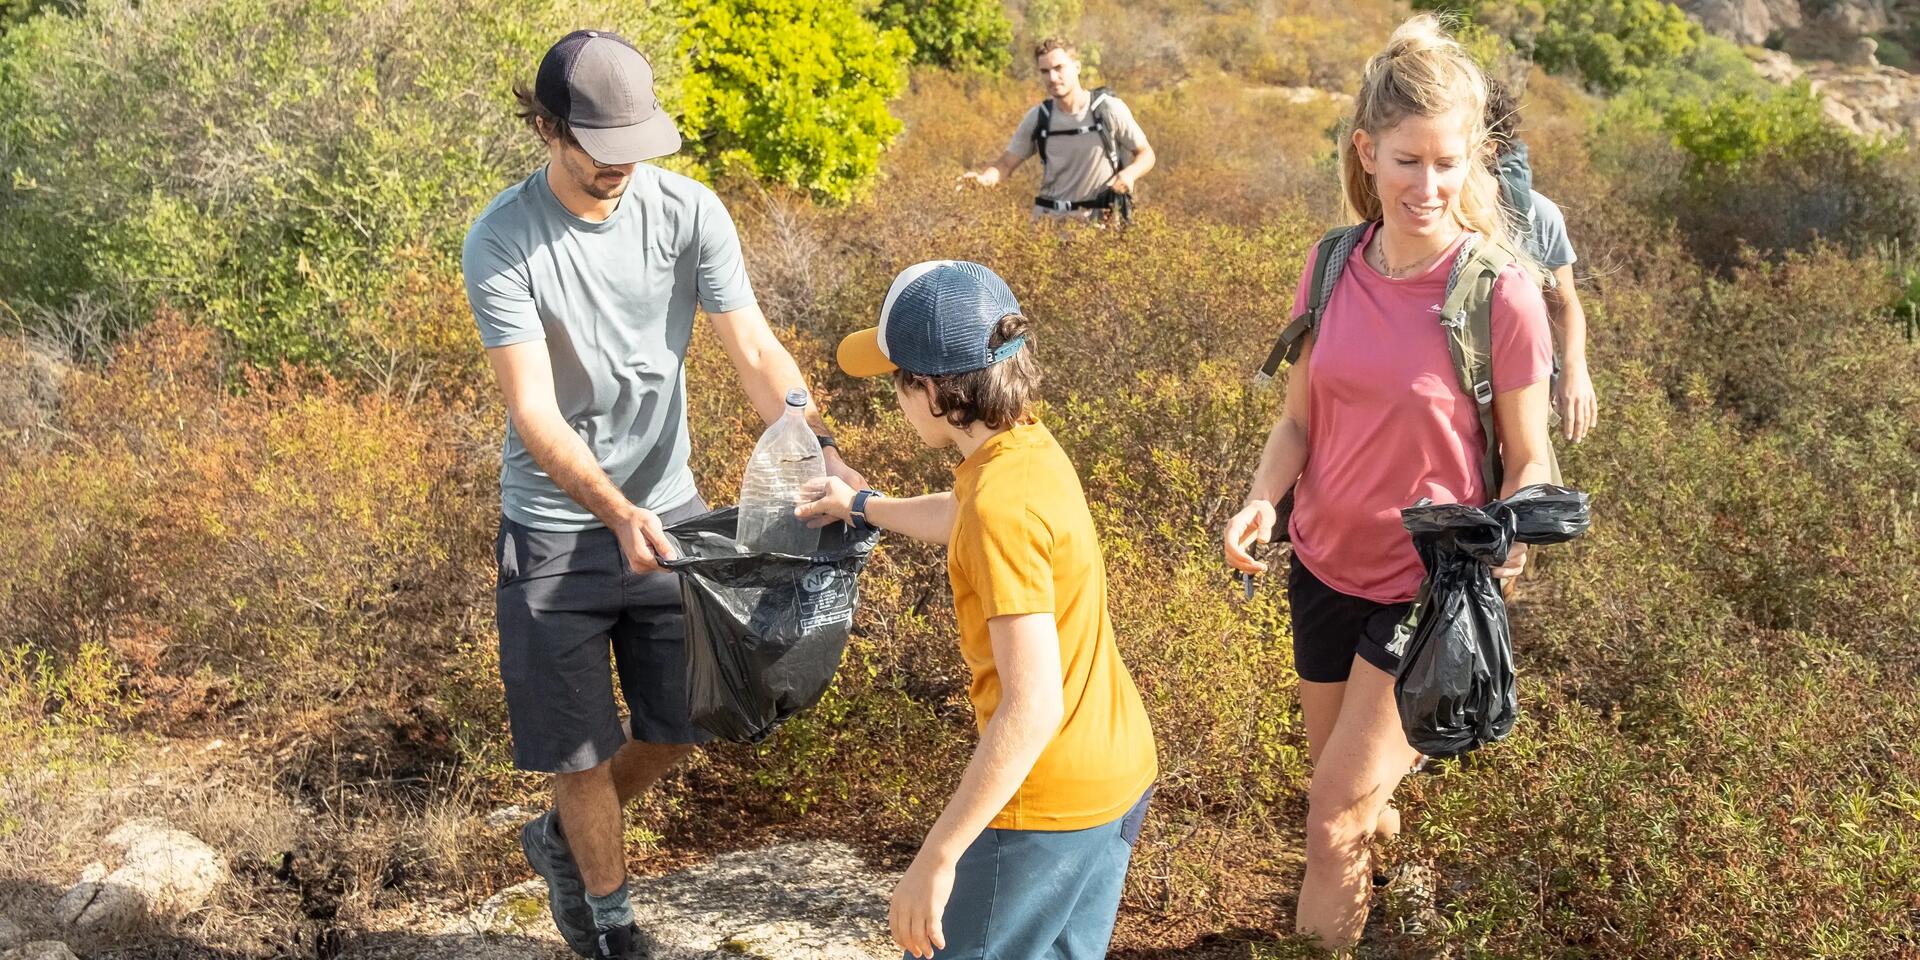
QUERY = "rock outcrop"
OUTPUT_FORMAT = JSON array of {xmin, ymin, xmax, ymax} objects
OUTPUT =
[
  {"xmin": 1750, "ymin": 48, "xmax": 1920, "ymax": 138},
  {"xmin": 457, "ymin": 840, "xmax": 899, "ymax": 960},
  {"xmin": 1677, "ymin": 0, "xmax": 1897, "ymax": 47}
]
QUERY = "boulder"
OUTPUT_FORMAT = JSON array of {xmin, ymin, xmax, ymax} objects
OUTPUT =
[
  {"xmin": 2, "ymin": 943, "xmax": 80, "ymax": 960},
  {"xmin": 57, "ymin": 820, "xmax": 228, "ymax": 934},
  {"xmin": 0, "ymin": 918, "xmax": 22, "ymax": 952}
]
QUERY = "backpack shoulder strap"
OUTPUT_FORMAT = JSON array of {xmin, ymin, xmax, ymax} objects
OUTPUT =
[
  {"xmin": 1088, "ymin": 88, "xmax": 1123, "ymax": 176},
  {"xmin": 1032, "ymin": 99, "xmax": 1054, "ymax": 166},
  {"xmin": 1255, "ymin": 223, "xmax": 1370, "ymax": 386},
  {"xmin": 1437, "ymin": 235, "xmax": 1525, "ymax": 495}
]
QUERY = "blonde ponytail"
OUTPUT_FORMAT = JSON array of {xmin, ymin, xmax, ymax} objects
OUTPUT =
[{"xmin": 1340, "ymin": 15, "xmax": 1509, "ymax": 250}]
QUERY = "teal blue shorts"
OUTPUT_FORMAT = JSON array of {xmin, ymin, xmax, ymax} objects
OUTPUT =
[{"xmin": 924, "ymin": 786, "xmax": 1153, "ymax": 960}]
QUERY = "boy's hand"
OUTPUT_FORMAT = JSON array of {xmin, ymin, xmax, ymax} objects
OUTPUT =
[
  {"xmin": 1223, "ymin": 499, "xmax": 1277, "ymax": 575},
  {"xmin": 795, "ymin": 476, "xmax": 856, "ymax": 529},
  {"xmin": 889, "ymin": 853, "xmax": 955, "ymax": 959}
]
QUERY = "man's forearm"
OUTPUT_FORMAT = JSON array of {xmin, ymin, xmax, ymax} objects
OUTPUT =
[
  {"xmin": 1120, "ymin": 145, "xmax": 1155, "ymax": 182},
  {"xmin": 514, "ymin": 410, "xmax": 634, "ymax": 526},
  {"xmin": 1546, "ymin": 267, "xmax": 1588, "ymax": 365},
  {"xmin": 731, "ymin": 335, "xmax": 810, "ymax": 428}
]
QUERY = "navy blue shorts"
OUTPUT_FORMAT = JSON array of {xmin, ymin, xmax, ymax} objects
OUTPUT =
[
  {"xmin": 494, "ymin": 497, "xmax": 713, "ymax": 773},
  {"xmin": 1287, "ymin": 554, "xmax": 1412, "ymax": 684}
]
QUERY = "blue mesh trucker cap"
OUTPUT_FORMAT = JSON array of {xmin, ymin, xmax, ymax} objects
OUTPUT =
[{"xmin": 836, "ymin": 261, "xmax": 1026, "ymax": 377}]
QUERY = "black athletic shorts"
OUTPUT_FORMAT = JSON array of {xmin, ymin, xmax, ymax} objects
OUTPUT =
[
  {"xmin": 494, "ymin": 497, "xmax": 712, "ymax": 774},
  {"xmin": 1287, "ymin": 554, "xmax": 1414, "ymax": 684}
]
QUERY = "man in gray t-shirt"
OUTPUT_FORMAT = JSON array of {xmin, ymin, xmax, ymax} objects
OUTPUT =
[
  {"xmin": 462, "ymin": 30, "xmax": 865, "ymax": 960},
  {"xmin": 960, "ymin": 37, "xmax": 1155, "ymax": 221}
]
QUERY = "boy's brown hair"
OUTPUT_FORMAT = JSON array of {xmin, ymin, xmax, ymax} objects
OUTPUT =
[{"xmin": 892, "ymin": 315, "xmax": 1040, "ymax": 431}]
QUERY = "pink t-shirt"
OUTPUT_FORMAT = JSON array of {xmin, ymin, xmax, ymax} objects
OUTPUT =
[{"xmin": 1287, "ymin": 224, "xmax": 1552, "ymax": 603}]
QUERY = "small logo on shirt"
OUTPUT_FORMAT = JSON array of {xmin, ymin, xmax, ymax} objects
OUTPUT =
[{"xmin": 1427, "ymin": 303, "xmax": 1444, "ymax": 314}]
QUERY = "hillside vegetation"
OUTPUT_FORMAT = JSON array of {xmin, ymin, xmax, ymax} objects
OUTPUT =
[{"xmin": 1, "ymin": 0, "xmax": 1917, "ymax": 957}]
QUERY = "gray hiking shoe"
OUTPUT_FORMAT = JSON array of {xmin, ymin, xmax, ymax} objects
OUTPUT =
[
  {"xmin": 592, "ymin": 922, "xmax": 652, "ymax": 960},
  {"xmin": 520, "ymin": 809, "xmax": 597, "ymax": 957}
]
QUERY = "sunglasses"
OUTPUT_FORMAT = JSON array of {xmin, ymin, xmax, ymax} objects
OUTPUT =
[{"xmin": 558, "ymin": 130, "xmax": 618, "ymax": 170}]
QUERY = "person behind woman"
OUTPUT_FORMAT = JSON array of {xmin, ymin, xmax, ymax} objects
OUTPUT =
[{"xmin": 1221, "ymin": 15, "xmax": 1556, "ymax": 951}]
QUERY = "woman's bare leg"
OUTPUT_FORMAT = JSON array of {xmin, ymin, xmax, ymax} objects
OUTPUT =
[{"xmin": 1294, "ymin": 655, "xmax": 1422, "ymax": 948}]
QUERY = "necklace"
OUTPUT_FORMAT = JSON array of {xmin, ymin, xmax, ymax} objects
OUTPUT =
[{"xmin": 1368, "ymin": 236, "xmax": 1452, "ymax": 279}]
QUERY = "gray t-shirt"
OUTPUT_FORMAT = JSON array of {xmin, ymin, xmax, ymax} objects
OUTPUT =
[
  {"xmin": 1524, "ymin": 190, "xmax": 1577, "ymax": 271},
  {"xmin": 1007, "ymin": 93, "xmax": 1148, "ymax": 211},
  {"xmin": 463, "ymin": 164, "xmax": 756, "ymax": 531}
]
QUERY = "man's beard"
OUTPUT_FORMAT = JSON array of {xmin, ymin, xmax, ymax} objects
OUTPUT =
[
  {"xmin": 579, "ymin": 180, "xmax": 625, "ymax": 202},
  {"xmin": 568, "ymin": 154, "xmax": 628, "ymax": 201},
  {"xmin": 582, "ymin": 173, "xmax": 628, "ymax": 201}
]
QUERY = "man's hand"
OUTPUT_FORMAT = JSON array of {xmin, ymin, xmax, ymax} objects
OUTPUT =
[
  {"xmin": 822, "ymin": 446, "xmax": 868, "ymax": 490},
  {"xmin": 889, "ymin": 853, "xmax": 956, "ymax": 959},
  {"xmin": 611, "ymin": 505, "xmax": 678, "ymax": 575},
  {"xmin": 958, "ymin": 166, "xmax": 1002, "ymax": 189},
  {"xmin": 795, "ymin": 476, "xmax": 856, "ymax": 529},
  {"xmin": 1107, "ymin": 169, "xmax": 1137, "ymax": 196},
  {"xmin": 1554, "ymin": 359, "xmax": 1598, "ymax": 443}
]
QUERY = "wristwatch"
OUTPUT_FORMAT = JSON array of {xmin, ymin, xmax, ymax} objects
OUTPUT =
[
  {"xmin": 850, "ymin": 489, "xmax": 885, "ymax": 532},
  {"xmin": 815, "ymin": 434, "xmax": 838, "ymax": 453}
]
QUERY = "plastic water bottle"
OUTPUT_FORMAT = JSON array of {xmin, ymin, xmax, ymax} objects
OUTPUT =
[{"xmin": 736, "ymin": 388, "xmax": 827, "ymax": 555}]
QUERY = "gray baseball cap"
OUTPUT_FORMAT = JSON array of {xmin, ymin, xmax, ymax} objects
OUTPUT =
[{"xmin": 534, "ymin": 30, "xmax": 681, "ymax": 165}]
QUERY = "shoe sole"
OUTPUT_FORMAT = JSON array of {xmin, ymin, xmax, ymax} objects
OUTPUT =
[{"xmin": 520, "ymin": 816, "xmax": 599, "ymax": 958}]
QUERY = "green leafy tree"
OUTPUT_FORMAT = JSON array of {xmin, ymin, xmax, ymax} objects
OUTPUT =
[
  {"xmin": 867, "ymin": 0, "xmax": 1011, "ymax": 73},
  {"xmin": 1533, "ymin": 0, "xmax": 1699, "ymax": 92},
  {"xmin": 676, "ymin": 0, "xmax": 911, "ymax": 203},
  {"xmin": 1418, "ymin": 0, "xmax": 1700, "ymax": 92}
]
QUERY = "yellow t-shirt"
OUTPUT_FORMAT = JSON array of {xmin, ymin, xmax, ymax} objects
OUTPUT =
[{"xmin": 948, "ymin": 419, "xmax": 1158, "ymax": 831}]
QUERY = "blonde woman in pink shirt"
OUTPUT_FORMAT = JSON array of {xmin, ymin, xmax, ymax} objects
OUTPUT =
[{"xmin": 1222, "ymin": 16, "xmax": 1557, "ymax": 951}]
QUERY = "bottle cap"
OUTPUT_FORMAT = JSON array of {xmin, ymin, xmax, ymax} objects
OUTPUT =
[{"xmin": 784, "ymin": 388, "xmax": 809, "ymax": 408}]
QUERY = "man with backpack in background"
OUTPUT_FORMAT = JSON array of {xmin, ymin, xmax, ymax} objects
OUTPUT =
[
  {"xmin": 960, "ymin": 37, "xmax": 1156, "ymax": 224},
  {"xmin": 1487, "ymin": 79, "xmax": 1598, "ymax": 443}
]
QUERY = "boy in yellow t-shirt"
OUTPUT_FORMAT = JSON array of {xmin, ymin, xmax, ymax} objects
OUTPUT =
[{"xmin": 797, "ymin": 261, "xmax": 1157, "ymax": 960}]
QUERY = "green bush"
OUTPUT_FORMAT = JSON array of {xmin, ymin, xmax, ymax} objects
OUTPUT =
[
  {"xmin": 1661, "ymin": 80, "xmax": 1833, "ymax": 174},
  {"xmin": 0, "ymin": 0, "xmax": 673, "ymax": 370},
  {"xmin": 0, "ymin": 0, "xmax": 52, "ymax": 34},
  {"xmin": 1423, "ymin": 0, "xmax": 1700, "ymax": 92},
  {"xmin": 868, "ymin": 0, "xmax": 1012, "ymax": 73},
  {"xmin": 676, "ymin": 0, "xmax": 911, "ymax": 203},
  {"xmin": 1590, "ymin": 46, "xmax": 1920, "ymax": 264}
]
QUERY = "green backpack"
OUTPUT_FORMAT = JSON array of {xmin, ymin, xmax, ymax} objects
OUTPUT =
[{"xmin": 1255, "ymin": 223, "xmax": 1555, "ymax": 515}]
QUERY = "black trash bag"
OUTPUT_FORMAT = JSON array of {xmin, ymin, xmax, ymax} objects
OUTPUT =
[
  {"xmin": 662, "ymin": 507, "xmax": 881, "ymax": 744},
  {"xmin": 1393, "ymin": 484, "xmax": 1591, "ymax": 759}
]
